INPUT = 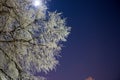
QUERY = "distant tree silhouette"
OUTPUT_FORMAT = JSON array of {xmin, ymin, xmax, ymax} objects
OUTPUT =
[{"xmin": 0, "ymin": 0, "xmax": 70, "ymax": 80}]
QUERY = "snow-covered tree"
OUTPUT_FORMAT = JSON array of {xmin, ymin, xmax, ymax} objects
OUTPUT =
[{"xmin": 0, "ymin": 0, "xmax": 70, "ymax": 80}]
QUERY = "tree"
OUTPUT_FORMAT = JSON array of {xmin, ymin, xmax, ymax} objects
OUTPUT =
[{"xmin": 0, "ymin": 0, "xmax": 71, "ymax": 80}]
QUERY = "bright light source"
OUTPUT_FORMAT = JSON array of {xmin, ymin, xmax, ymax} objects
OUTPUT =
[{"xmin": 33, "ymin": 0, "xmax": 42, "ymax": 7}]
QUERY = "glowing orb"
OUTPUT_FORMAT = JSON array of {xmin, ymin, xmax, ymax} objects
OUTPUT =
[{"xmin": 33, "ymin": 0, "xmax": 42, "ymax": 7}]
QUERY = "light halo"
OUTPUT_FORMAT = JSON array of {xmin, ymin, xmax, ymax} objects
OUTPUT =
[{"xmin": 33, "ymin": 0, "xmax": 42, "ymax": 7}]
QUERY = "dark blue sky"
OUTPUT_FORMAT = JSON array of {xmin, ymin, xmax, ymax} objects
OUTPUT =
[{"xmin": 46, "ymin": 0, "xmax": 120, "ymax": 80}]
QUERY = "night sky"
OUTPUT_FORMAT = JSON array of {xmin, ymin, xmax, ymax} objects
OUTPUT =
[{"xmin": 46, "ymin": 0, "xmax": 120, "ymax": 80}]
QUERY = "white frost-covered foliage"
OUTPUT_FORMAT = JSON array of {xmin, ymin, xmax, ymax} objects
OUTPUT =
[
  {"xmin": 0, "ymin": 0, "xmax": 70, "ymax": 79},
  {"xmin": 17, "ymin": 11, "xmax": 70, "ymax": 73}
]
